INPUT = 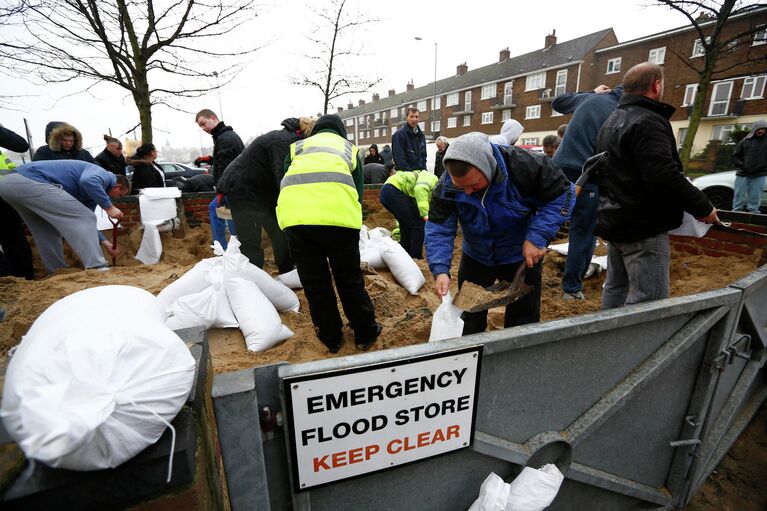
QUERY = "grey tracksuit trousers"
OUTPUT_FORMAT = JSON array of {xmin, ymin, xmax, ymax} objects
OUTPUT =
[{"xmin": 0, "ymin": 173, "xmax": 107, "ymax": 273}]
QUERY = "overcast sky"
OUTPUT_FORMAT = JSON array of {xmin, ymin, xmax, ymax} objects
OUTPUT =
[{"xmin": 2, "ymin": 0, "xmax": 693, "ymax": 157}]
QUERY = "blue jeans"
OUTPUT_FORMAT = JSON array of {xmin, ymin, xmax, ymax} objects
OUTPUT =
[
  {"xmin": 562, "ymin": 182, "xmax": 599, "ymax": 294},
  {"xmin": 601, "ymin": 233, "xmax": 670, "ymax": 310},
  {"xmin": 209, "ymin": 197, "xmax": 236, "ymax": 249},
  {"xmin": 733, "ymin": 175, "xmax": 766, "ymax": 213},
  {"xmin": 379, "ymin": 183, "xmax": 424, "ymax": 258}
]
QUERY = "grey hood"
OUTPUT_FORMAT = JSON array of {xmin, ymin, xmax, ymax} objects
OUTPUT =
[
  {"xmin": 745, "ymin": 119, "xmax": 767, "ymax": 139},
  {"xmin": 443, "ymin": 132, "xmax": 497, "ymax": 183}
]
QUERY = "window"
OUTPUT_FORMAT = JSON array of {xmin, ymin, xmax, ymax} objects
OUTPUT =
[
  {"xmin": 648, "ymin": 47, "xmax": 666, "ymax": 64},
  {"xmin": 360, "ymin": 130, "xmax": 367, "ymax": 139},
  {"xmin": 345, "ymin": 118, "xmax": 353, "ymax": 127},
  {"xmin": 391, "ymin": 126, "xmax": 397, "ymax": 135},
  {"xmin": 742, "ymin": 75, "xmax": 766, "ymax": 100},
  {"xmin": 521, "ymin": 137, "xmax": 539, "ymax": 145},
  {"xmin": 390, "ymin": 107, "xmax": 398, "ymax": 118},
  {"xmin": 447, "ymin": 117, "xmax": 457, "ymax": 128},
  {"xmin": 692, "ymin": 37, "xmax": 709, "ymax": 58},
  {"xmin": 481, "ymin": 84, "xmax": 496, "ymax": 100},
  {"xmin": 417, "ymin": 100, "xmax": 427, "ymax": 112},
  {"xmin": 525, "ymin": 72, "xmax": 545, "ymax": 91},
  {"xmin": 708, "ymin": 81, "xmax": 733, "ymax": 116},
  {"xmin": 525, "ymin": 105, "xmax": 541, "ymax": 119},
  {"xmin": 711, "ymin": 124, "xmax": 736, "ymax": 142},
  {"xmin": 381, "ymin": 128, "xmax": 387, "ymax": 137},
  {"xmin": 347, "ymin": 133, "xmax": 354, "ymax": 141},
  {"xmin": 554, "ymin": 69, "xmax": 567, "ymax": 97},
  {"xmin": 418, "ymin": 122, "xmax": 425, "ymax": 131},
  {"xmin": 433, "ymin": 96, "xmax": 441, "ymax": 110},
  {"xmin": 753, "ymin": 26, "xmax": 766, "ymax": 46},
  {"xmin": 682, "ymin": 84, "xmax": 698, "ymax": 107},
  {"xmin": 503, "ymin": 81, "xmax": 514, "ymax": 105},
  {"xmin": 446, "ymin": 92, "xmax": 459, "ymax": 106},
  {"xmin": 606, "ymin": 57, "xmax": 621, "ymax": 74},
  {"xmin": 463, "ymin": 115, "xmax": 471, "ymax": 127},
  {"xmin": 431, "ymin": 121, "xmax": 441, "ymax": 132},
  {"xmin": 677, "ymin": 128, "xmax": 688, "ymax": 145},
  {"xmin": 374, "ymin": 129, "xmax": 380, "ymax": 137},
  {"xmin": 481, "ymin": 112, "xmax": 494, "ymax": 124},
  {"xmin": 374, "ymin": 112, "xmax": 380, "ymax": 120},
  {"xmin": 502, "ymin": 109, "xmax": 512, "ymax": 121},
  {"xmin": 464, "ymin": 91, "xmax": 472, "ymax": 111},
  {"xmin": 357, "ymin": 117, "xmax": 363, "ymax": 124}
]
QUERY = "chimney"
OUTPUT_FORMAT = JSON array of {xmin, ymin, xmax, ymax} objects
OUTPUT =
[
  {"xmin": 337, "ymin": 106, "xmax": 344, "ymax": 113},
  {"xmin": 372, "ymin": 93, "xmax": 380, "ymax": 102},
  {"xmin": 358, "ymin": 99, "xmax": 365, "ymax": 106},
  {"xmin": 388, "ymin": 89, "xmax": 396, "ymax": 97},
  {"xmin": 545, "ymin": 30, "xmax": 557, "ymax": 48},
  {"xmin": 499, "ymin": 48, "xmax": 510, "ymax": 62},
  {"xmin": 406, "ymin": 81, "xmax": 414, "ymax": 91},
  {"xmin": 457, "ymin": 62, "xmax": 468, "ymax": 76},
  {"xmin": 347, "ymin": 101, "xmax": 353, "ymax": 109}
]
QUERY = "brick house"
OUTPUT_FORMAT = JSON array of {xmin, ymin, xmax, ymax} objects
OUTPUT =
[{"xmin": 339, "ymin": 6, "xmax": 766, "ymax": 167}]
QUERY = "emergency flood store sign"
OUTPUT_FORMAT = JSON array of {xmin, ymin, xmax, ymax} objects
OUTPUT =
[{"xmin": 283, "ymin": 346, "xmax": 482, "ymax": 491}]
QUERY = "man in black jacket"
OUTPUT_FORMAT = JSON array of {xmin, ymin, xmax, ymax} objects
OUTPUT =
[
  {"xmin": 595, "ymin": 63, "xmax": 718, "ymax": 310},
  {"xmin": 0, "ymin": 124, "xmax": 34, "ymax": 279},
  {"xmin": 196, "ymin": 109, "xmax": 244, "ymax": 249},
  {"xmin": 217, "ymin": 117, "xmax": 313, "ymax": 272},
  {"xmin": 391, "ymin": 107, "xmax": 426, "ymax": 171}
]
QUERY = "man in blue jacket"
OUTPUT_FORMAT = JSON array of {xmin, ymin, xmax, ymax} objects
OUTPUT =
[
  {"xmin": 391, "ymin": 107, "xmax": 426, "ymax": 171},
  {"xmin": 0, "ymin": 160, "xmax": 130, "ymax": 274},
  {"xmin": 426, "ymin": 132, "xmax": 575, "ymax": 334},
  {"xmin": 552, "ymin": 84, "xmax": 623, "ymax": 300}
]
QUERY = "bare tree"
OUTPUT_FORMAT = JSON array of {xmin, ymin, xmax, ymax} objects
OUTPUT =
[
  {"xmin": 1, "ymin": 0, "xmax": 259, "ymax": 143},
  {"xmin": 293, "ymin": 0, "xmax": 380, "ymax": 115},
  {"xmin": 653, "ymin": 0, "xmax": 765, "ymax": 168}
]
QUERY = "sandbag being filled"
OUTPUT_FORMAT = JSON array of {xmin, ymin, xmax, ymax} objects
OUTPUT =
[{"xmin": 1, "ymin": 286, "xmax": 195, "ymax": 471}]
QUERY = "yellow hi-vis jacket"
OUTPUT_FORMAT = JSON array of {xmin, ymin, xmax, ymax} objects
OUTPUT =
[
  {"xmin": 276, "ymin": 132, "xmax": 362, "ymax": 230},
  {"xmin": 0, "ymin": 150, "xmax": 16, "ymax": 175},
  {"xmin": 384, "ymin": 170, "xmax": 439, "ymax": 218}
]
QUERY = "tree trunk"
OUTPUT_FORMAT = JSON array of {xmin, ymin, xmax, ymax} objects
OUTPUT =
[
  {"xmin": 679, "ymin": 55, "xmax": 716, "ymax": 171},
  {"xmin": 133, "ymin": 67, "xmax": 153, "ymax": 144}
]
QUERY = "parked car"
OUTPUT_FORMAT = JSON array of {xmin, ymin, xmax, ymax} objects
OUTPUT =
[
  {"xmin": 517, "ymin": 144, "xmax": 545, "ymax": 155},
  {"xmin": 127, "ymin": 161, "xmax": 208, "ymax": 189},
  {"xmin": 691, "ymin": 170, "xmax": 767, "ymax": 212}
]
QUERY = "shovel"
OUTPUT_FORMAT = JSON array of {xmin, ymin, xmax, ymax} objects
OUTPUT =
[
  {"xmin": 109, "ymin": 217, "xmax": 120, "ymax": 266},
  {"xmin": 460, "ymin": 264, "xmax": 534, "ymax": 313},
  {"xmin": 712, "ymin": 220, "xmax": 767, "ymax": 239}
]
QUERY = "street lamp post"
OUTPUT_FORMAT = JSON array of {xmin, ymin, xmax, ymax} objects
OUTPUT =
[
  {"xmin": 414, "ymin": 37, "xmax": 439, "ymax": 140},
  {"xmin": 213, "ymin": 71, "xmax": 224, "ymax": 120}
]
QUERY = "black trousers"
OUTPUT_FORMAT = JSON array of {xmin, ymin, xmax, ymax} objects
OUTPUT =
[
  {"xmin": 229, "ymin": 196, "xmax": 294, "ymax": 274},
  {"xmin": 0, "ymin": 197, "xmax": 33, "ymax": 279},
  {"xmin": 457, "ymin": 253, "xmax": 542, "ymax": 335},
  {"xmin": 285, "ymin": 225, "xmax": 377, "ymax": 348}
]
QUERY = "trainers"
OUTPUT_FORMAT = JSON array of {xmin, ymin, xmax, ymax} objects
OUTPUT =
[
  {"xmin": 563, "ymin": 291, "xmax": 585, "ymax": 301},
  {"xmin": 356, "ymin": 323, "xmax": 383, "ymax": 351}
]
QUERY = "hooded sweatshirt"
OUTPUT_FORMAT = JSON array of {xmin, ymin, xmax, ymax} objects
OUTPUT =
[
  {"xmin": 489, "ymin": 120, "xmax": 524, "ymax": 146},
  {"xmin": 32, "ymin": 122, "xmax": 95, "ymax": 163},
  {"xmin": 732, "ymin": 120, "xmax": 767, "ymax": 177},
  {"xmin": 364, "ymin": 143, "xmax": 384, "ymax": 165}
]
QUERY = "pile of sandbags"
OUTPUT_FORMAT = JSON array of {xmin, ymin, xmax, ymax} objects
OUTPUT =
[
  {"xmin": 358, "ymin": 226, "xmax": 425, "ymax": 295},
  {"xmin": 1, "ymin": 286, "xmax": 196, "ymax": 470},
  {"xmin": 468, "ymin": 466, "xmax": 564, "ymax": 511},
  {"xmin": 158, "ymin": 236, "xmax": 296, "ymax": 352}
]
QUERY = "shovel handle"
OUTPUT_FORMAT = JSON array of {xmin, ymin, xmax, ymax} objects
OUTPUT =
[{"xmin": 109, "ymin": 217, "xmax": 120, "ymax": 266}]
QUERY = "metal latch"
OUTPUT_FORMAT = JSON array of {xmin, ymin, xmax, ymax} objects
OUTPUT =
[{"xmin": 710, "ymin": 334, "xmax": 752, "ymax": 370}]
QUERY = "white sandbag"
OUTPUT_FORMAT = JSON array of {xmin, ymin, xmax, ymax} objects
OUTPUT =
[
  {"xmin": 0, "ymin": 286, "xmax": 195, "ymax": 471},
  {"xmin": 164, "ymin": 285, "xmax": 218, "ymax": 330},
  {"xmin": 368, "ymin": 226, "xmax": 391, "ymax": 241},
  {"xmin": 135, "ymin": 224, "xmax": 163, "ymax": 265},
  {"xmin": 429, "ymin": 292, "xmax": 464, "ymax": 342},
  {"xmin": 360, "ymin": 246, "xmax": 387, "ymax": 269},
  {"xmin": 506, "ymin": 464, "xmax": 564, "ymax": 511},
  {"xmin": 226, "ymin": 276, "xmax": 293, "ymax": 351},
  {"xmin": 207, "ymin": 269, "xmax": 239, "ymax": 328},
  {"xmin": 669, "ymin": 211, "xmax": 713, "ymax": 237},
  {"xmin": 138, "ymin": 187, "xmax": 180, "ymax": 225},
  {"xmin": 468, "ymin": 472, "xmax": 511, "ymax": 511},
  {"xmin": 156, "ymin": 258, "xmax": 220, "ymax": 314},
  {"xmin": 359, "ymin": 225, "xmax": 370, "ymax": 253},
  {"xmin": 275, "ymin": 268, "xmax": 303, "ymax": 289},
  {"xmin": 221, "ymin": 237, "xmax": 299, "ymax": 312},
  {"xmin": 378, "ymin": 237, "xmax": 425, "ymax": 295}
]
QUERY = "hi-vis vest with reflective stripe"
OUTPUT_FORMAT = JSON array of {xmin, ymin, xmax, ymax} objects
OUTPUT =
[
  {"xmin": 277, "ymin": 132, "xmax": 362, "ymax": 229},
  {"xmin": 0, "ymin": 150, "xmax": 16, "ymax": 175}
]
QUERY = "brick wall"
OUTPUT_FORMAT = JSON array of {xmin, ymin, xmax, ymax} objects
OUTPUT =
[
  {"xmin": 362, "ymin": 184, "xmax": 384, "ymax": 219},
  {"xmin": 669, "ymin": 211, "xmax": 767, "ymax": 266}
]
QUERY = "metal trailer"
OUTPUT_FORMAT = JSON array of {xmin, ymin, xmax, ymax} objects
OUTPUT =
[{"xmin": 212, "ymin": 264, "xmax": 767, "ymax": 511}]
